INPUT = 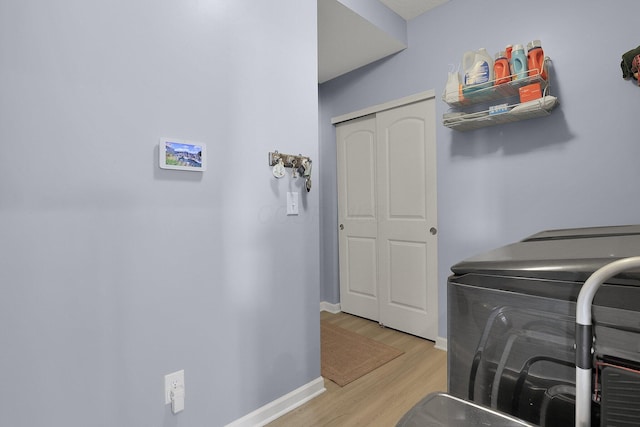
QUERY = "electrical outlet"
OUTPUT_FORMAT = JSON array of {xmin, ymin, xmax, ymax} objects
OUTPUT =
[
  {"xmin": 164, "ymin": 370, "xmax": 185, "ymax": 404},
  {"xmin": 287, "ymin": 192, "xmax": 299, "ymax": 215}
]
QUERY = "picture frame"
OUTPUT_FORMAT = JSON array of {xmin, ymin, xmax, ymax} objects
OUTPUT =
[{"xmin": 159, "ymin": 138, "xmax": 207, "ymax": 172}]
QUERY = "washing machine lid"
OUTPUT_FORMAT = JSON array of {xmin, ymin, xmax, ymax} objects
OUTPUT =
[
  {"xmin": 451, "ymin": 225, "xmax": 640, "ymax": 282},
  {"xmin": 397, "ymin": 392, "xmax": 536, "ymax": 427}
]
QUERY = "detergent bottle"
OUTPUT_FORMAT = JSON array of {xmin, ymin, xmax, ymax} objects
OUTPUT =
[
  {"xmin": 475, "ymin": 48, "xmax": 494, "ymax": 84},
  {"xmin": 505, "ymin": 44, "xmax": 514, "ymax": 75},
  {"xmin": 494, "ymin": 51, "xmax": 510, "ymax": 86},
  {"xmin": 463, "ymin": 48, "xmax": 494, "ymax": 94},
  {"xmin": 462, "ymin": 50, "xmax": 476, "ymax": 84},
  {"xmin": 510, "ymin": 44, "xmax": 528, "ymax": 81},
  {"xmin": 527, "ymin": 40, "xmax": 547, "ymax": 80}
]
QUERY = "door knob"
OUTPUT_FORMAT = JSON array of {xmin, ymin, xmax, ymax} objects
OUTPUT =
[
  {"xmin": 429, "ymin": 227, "xmax": 437, "ymax": 235},
  {"xmin": 339, "ymin": 224, "xmax": 344, "ymax": 230}
]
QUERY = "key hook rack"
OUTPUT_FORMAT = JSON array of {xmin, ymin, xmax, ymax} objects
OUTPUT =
[
  {"xmin": 268, "ymin": 150, "xmax": 313, "ymax": 191},
  {"xmin": 268, "ymin": 151, "xmax": 310, "ymax": 169}
]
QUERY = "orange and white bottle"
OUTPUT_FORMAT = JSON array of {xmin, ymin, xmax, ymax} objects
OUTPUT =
[
  {"xmin": 527, "ymin": 40, "xmax": 547, "ymax": 80},
  {"xmin": 494, "ymin": 51, "xmax": 510, "ymax": 86}
]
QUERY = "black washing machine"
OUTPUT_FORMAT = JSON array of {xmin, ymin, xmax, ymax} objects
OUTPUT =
[{"xmin": 447, "ymin": 225, "xmax": 640, "ymax": 426}]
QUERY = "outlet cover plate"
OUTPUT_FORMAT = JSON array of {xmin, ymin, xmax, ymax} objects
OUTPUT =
[
  {"xmin": 287, "ymin": 191, "xmax": 299, "ymax": 215},
  {"xmin": 164, "ymin": 370, "xmax": 185, "ymax": 404}
]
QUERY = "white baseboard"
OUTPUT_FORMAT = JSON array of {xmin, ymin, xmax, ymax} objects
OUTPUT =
[
  {"xmin": 225, "ymin": 377, "xmax": 325, "ymax": 427},
  {"xmin": 435, "ymin": 336, "xmax": 447, "ymax": 351},
  {"xmin": 319, "ymin": 301, "xmax": 341, "ymax": 313}
]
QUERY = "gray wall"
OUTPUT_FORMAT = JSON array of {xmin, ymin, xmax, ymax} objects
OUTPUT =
[
  {"xmin": 0, "ymin": 1, "xmax": 319, "ymax": 426},
  {"xmin": 319, "ymin": 0, "xmax": 640, "ymax": 337}
]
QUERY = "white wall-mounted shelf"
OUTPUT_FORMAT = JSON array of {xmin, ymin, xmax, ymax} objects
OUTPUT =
[
  {"xmin": 442, "ymin": 57, "xmax": 557, "ymax": 131},
  {"xmin": 442, "ymin": 96, "xmax": 558, "ymax": 132}
]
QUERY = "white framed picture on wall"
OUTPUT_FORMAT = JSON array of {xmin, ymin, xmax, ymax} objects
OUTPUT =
[{"xmin": 159, "ymin": 138, "xmax": 207, "ymax": 172}]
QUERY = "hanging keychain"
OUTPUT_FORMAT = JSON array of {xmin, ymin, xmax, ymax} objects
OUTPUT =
[
  {"xmin": 303, "ymin": 159, "xmax": 312, "ymax": 192},
  {"xmin": 272, "ymin": 157, "xmax": 285, "ymax": 179}
]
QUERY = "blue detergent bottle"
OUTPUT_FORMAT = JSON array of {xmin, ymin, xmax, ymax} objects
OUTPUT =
[{"xmin": 510, "ymin": 44, "xmax": 528, "ymax": 81}]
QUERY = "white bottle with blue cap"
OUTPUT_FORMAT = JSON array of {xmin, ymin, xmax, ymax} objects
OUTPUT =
[{"xmin": 510, "ymin": 44, "xmax": 528, "ymax": 81}]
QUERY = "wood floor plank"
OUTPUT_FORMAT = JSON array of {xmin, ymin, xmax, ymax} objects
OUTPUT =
[{"xmin": 267, "ymin": 312, "xmax": 447, "ymax": 426}]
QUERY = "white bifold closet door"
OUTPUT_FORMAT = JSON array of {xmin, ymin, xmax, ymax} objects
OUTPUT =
[{"xmin": 336, "ymin": 98, "xmax": 438, "ymax": 340}]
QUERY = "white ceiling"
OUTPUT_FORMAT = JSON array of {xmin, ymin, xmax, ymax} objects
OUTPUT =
[
  {"xmin": 379, "ymin": 0, "xmax": 449, "ymax": 20},
  {"xmin": 318, "ymin": 0, "xmax": 448, "ymax": 83}
]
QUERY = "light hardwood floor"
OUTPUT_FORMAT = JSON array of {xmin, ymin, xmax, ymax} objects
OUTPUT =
[{"xmin": 268, "ymin": 311, "xmax": 447, "ymax": 426}]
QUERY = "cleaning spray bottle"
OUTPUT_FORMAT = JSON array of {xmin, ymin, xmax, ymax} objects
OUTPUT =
[{"xmin": 444, "ymin": 64, "xmax": 461, "ymax": 104}]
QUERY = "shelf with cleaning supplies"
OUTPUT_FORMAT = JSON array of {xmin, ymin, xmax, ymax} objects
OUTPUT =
[
  {"xmin": 268, "ymin": 150, "xmax": 313, "ymax": 192},
  {"xmin": 443, "ymin": 56, "xmax": 558, "ymax": 131}
]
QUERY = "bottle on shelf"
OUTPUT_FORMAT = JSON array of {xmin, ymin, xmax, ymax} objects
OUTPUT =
[
  {"xmin": 505, "ymin": 44, "xmax": 513, "ymax": 76},
  {"xmin": 462, "ymin": 50, "xmax": 476, "ymax": 82},
  {"xmin": 494, "ymin": 51, "xmax": 510, "ymax": 86},
  {"xmin": 462, "ymin": 48, "xmax": 494, "ymax": 97},
  {"xmin": 510, "ymin": 44, "xmax": 528, "ymax": 81},
  {"xmin": 527, "ymin": 40, "xmax": 547, "ymax": 80},
  {"xmin": 444, "ymin": 70, "xmax": 461, "ymax": 103},
  {"xmin": 475, "ymin": 48, "xmax": 494, "ymax": 84}
]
